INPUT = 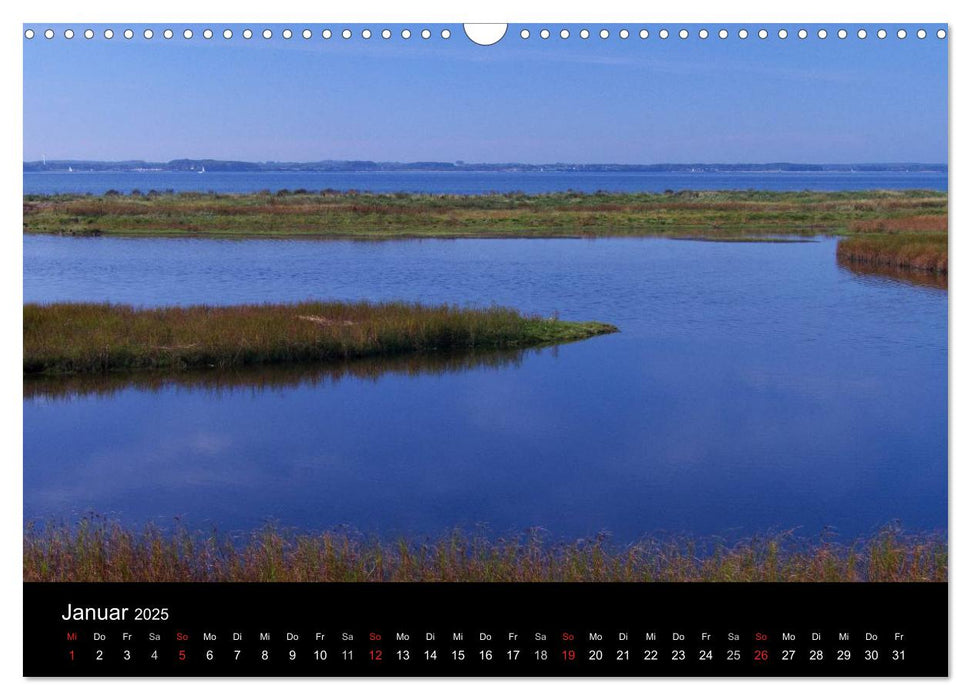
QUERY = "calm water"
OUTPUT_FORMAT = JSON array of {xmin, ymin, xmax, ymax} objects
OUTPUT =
[
  {"xmin": 23, "ymin": 235, "xmax": 947, "ymax": 540},
  {"xmin": 24, "ymin": 170, "xmax": 947, "ymax": 196}
]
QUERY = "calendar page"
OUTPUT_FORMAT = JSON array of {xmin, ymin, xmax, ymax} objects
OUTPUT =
[{"xmin": 21, "ymin": 17, "xmax": 948, "ymax": 679}]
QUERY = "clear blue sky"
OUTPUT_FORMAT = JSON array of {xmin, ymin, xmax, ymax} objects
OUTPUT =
[{"xmin": 23, "ymin": 24, "xmax": 948, "ymax": 164}]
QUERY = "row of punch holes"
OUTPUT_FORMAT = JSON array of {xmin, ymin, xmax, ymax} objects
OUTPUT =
[{"xmin": 24, "ymin": 26, "xmax": 948, "ymax": 42}]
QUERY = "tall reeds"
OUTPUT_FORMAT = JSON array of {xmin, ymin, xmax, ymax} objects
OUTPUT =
[{"xmin": 23, "ymin": 519, "xmax": 947, "ymax": 583}]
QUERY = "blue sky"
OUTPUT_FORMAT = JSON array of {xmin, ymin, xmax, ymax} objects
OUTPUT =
[{"xmin": 23, "ymin": 24, "xmax": 948, "ymax": 163}]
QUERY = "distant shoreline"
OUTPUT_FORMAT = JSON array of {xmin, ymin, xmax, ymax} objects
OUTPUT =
[{"xmin": 22, "ymin": 160, "xmax": 948, "ymax": 174}]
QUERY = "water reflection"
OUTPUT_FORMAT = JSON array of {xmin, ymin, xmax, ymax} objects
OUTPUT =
[
  {"xmin": 838, "ymin": 258, "xmax": 948, "ymax": 291},
  {"xmin": 24, "ymin": 347, "xmax": 534, "ymax": 401}
]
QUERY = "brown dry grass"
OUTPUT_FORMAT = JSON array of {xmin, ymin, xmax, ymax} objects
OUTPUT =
[
  {"xmin": 849, "ymin": 215, "xmax": 948, "ymax": 234},
  {"xmin": 837, "ymin": 234, "xmax": 947, "ymax": 273}
]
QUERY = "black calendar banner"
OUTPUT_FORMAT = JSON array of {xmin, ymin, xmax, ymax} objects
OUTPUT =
[{"xmin": 24, "ymin": 582, "xmax": 947, "ymax": 677}]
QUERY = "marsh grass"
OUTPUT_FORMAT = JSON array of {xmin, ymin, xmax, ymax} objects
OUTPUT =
[
  {"xmin": 23, "ymin": 189, "xmax": 947, "ymax": 239},
  {"xmin": 23, "ymin": 519, "xmax": 947, "ymax": 583},
  {"xmin": 23, "ymin": 301, "xmax": 617, "ymax": 375},
  {"xmin": 836, "ymin": 233, "xmax": 947, "ymax": 274}
]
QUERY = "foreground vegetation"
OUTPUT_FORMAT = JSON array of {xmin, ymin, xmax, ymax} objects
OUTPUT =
[
  {"xmin": 23, "ymin": 301, "xmax": 617, "ymax": 375},
  {"xmin": 23, "ymin": 520, "xmax": 946, "ymax": 582},
  {"xmin": 23, "ymin": 189, "xmax": 946, "ymax": 240}
]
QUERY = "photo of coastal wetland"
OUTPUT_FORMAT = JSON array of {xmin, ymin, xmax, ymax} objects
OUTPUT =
[{"xmin": 23, "ymin": 25, "xmax": 947, "ymax": 582}]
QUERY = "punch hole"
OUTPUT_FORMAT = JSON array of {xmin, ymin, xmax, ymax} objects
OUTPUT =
[
  {"xmin": 342, "ymin": 29, "xmax": 352, "ymax": 39},
  {"xmin": 124, "ymin": 29, "xmax": 134, "ymax": 39},
  {"xmin": 837, "ymin": 29, "xmax": 847, "ymax": 39},
  {"xmin": 163, "ymin": 29, "xmax": 173, "ymax": 39},
  {"xmin": 303, "ymin": 29, "xmax": 313, "ymax": 39},
  {"xmin": 758, "ymin": 29, "xmax": 768, "ymax": 39},
  {"xmin": 579, "ymin": 29, "xmax": 589, "ymax": 39},
  {"xmin": 382, "ymin": 29, "xmax": 392, "ymax": 39},
  {"xmin": 64, "ymin": 29, "xmax": 74, "ymax": 39},
  {"xmin": 600, "ymin": 29, "xmax": 609, "ymax": 39},
  {"xmin": 223, "ymin": 29, "xmax": 232, "ymax": 39},
  {"xmin": 322, "ymin": 29, "xmax": 332, "ymax": 39},
  {"xmin": 817, "ymin": 29, "xmax": 827, "ymax": 39},
  {"xmin": 362, "ymin": 29, "xmax": 372, "ymax": 39},
  {"xmin": 520, "ymin": 29, "xmax": 529, "ymax": 39},
  {"xmin": 242, "ymin": 29, "xmax": 253, "ymax": 40},
  {"xmin": 84, "ymin": 29, "xmax": 94, "ymax": 39},
  {"xmin": 798, "ymin": 29, "xmax": 808, "ymax": 39},
  {"xmin": 263, "ymin": 29, "xmax": 273, "ymax": 39},
  {"xmin": 917, "ymin": 29, "xmax": 927, "ymax": 39},
  {"xmin": 203, "ymin": 29, "xmax": 212, "ymax": 40},
  {"xmin": 143, "ymin": 29, "xmax": 153, "ymax": 40},
  {"xmin": 441, "ymin": 29, "xmax": 451, "ymax": 39},
  {"xmin": 421, "ymin": 29, "xmax": 431, "ymax": 39},
  {"xmin": 718, "ymin": 29, "xmax": 728, "ymax": 39},
  {"xmin": 183, "ymin": 29, "xmax": 193, "ymax": 39},
  {"xmin": 778, "ymin": 29, "xmax": 788, "ymax": 39},
  {"xmin": 24, "ymin": 28, "xmax": 34, "ymax": 39},
  {"xmin": 44, "ymin": 28, "xmax": 54, "ymax": 39},
  {"xmin": 679, "ymin": 29, "xmax": 689, "ymax": 39},
  {"xmin": 463, "ymin": 24, "xmax": 506, "ymax": 45},
  {"xmin": 639, "ymin": 29, "xmax": 648, "ymax": 39},
  {"xmin": 659, "ymin": 29, "xmax": 669, "ymax": 40},
  {"xmin": 282, "ymin": 29, "xmax": 292, "ymax": 40},
  {"xmin": 619, "ymin": 29, "xmax": 629, "ymax": 39},
  {"xmin": 897, "ymin": 29, "xmax": 907, "ymax": 39},
  {"xmin": 877, "ymin": 29, "xmax": 887, "ymax": 39},
  {"xmin": 699, "ymin": 29, "xmax": 709, "ymax": 39},
  {"xmin": 857, "ymin": 29, "xmax": 867, "ymax": 39},
  {"xmin": 560, "ymin": 29, "xmax": 569, "ymax": 39},
  {"xmin": 937, "ymin": 29, "xmax": 946, "ymax": 39},
  {"xmin": 738, "ymin": 29, "xmax": 748, "ymax": 39}
]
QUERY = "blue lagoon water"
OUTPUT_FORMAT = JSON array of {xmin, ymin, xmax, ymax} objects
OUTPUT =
[
  {"xmin": 24, "ymin": 170, "xmax": 947, "ymax": 196},
  {"xmin": 23, "ymin": 234, "xmax": 947, "ymax": 541}
]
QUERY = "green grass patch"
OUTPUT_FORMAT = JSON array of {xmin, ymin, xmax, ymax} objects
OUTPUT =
[
  {"xmin": 23, "ymin": 519, "xmax": 946, "ymax": 583},
  {"xmin": 23, "ymin": 301, "xmax": 618, "ymax": 376}
]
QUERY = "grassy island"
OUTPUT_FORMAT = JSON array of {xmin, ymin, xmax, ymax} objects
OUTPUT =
[
  {"xmin": 23, "ymin": 520, "xmax": 946, "ymax": 583},
  {"xmin": 24, "ymin": 189, "xmax": 944, "ymax": 238},
  {"xmin": 23, "ymin": 301, "xmax": 617, "ymax": 375}
]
